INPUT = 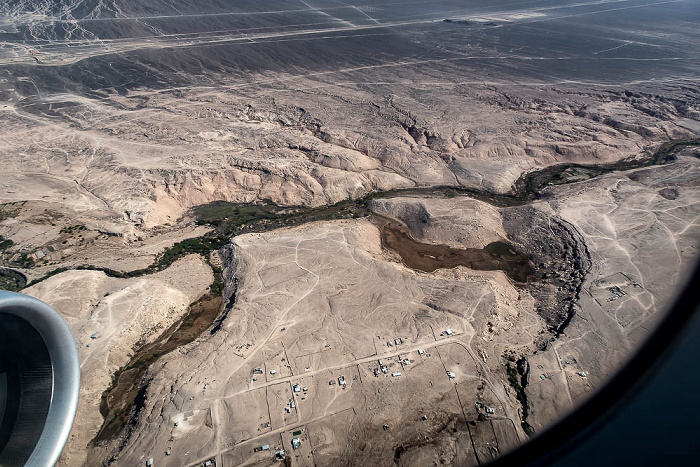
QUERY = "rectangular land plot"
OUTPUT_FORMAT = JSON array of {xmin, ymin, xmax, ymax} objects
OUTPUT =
[
  {"xmin": 267, "ymin": 382, "xmax": 298, "ymax": 430},
  {"xmin": 220, "ymin": 432, "xmax": 281, "ymax": 467},
  {"xmin": 281, "ymin": 425, "xmax": 314, "ymax": 467},
  {"xmin": 307, "ymin": 409, "xmax": 357, "ymax": 467},
  {"xmin": 218, "ymin": 387, "xmax": 272, "ymax": 446},
  {"xmin": 291, "ymin": 366, "xmax": 361, "ymax": 422},
  {"xmin": 491, "ymin": 419, "xmax": 522, "ymax": 455}
]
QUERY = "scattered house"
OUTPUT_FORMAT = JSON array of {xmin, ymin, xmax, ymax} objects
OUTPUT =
[
  {"xmin": 291, "ymin": 438, "xmax": 301, "ymax": 450},
  {"xmin": 445, "ymin": 329, "xmax": 453, "ymax": 336},
  {"xmin": 422, "ymin": 415, "xmax": 428, "ymax": 421},
  {"xmin": 290, "ymin": 401, "xmax": 296, "ymax": 408},
  {"xmin": 253, "ymin": 368, "xmax": 263, "ymax": 374},
  {"xmin": 252, "ymin": 377, "xmax": 257, "ymax": 381},
  {"xmin": 447, "ymin": 371, "xmax": 456, "ymax": 379},
  {"xmin": 387, "ymin": 341, "xmax": 393, "ymax": 347},
  {"xmin": 338, "ymin": 376, "xmax": 346, "ymax": 387},
  {"xmin": 418, "ymin": 349, "xmax": 425, "ymax": 356},
  {"xmin": 165, "ymin": 448, "xmax": 171, "ymax": 456},
  {"xmin": 146, "ymin": 459, "xmax": 153, "ymax": 467},
  {"xmin": 540, "ymin": 374, "xmax": 547, "ymax": 380},
  {"xmin": 293, "ymin": 384, "xmax": 301, "ymax": 392},
  {"xmin": 275, "ymin": 450, "xmax": 286, "ymax": 460},
  {"xmin": 579, "ymin": 371, "xmax": 587, "ymax": 378},
  {"xmin": 285, "ymin": 407, "xmax": 291, "ymax": 413},
  {"xmin": 381, "ymin": 366, "xmax": 388, "ymax": 374},
  {"xmin": 395, "ymin": 338, "xmax": 403, "ymax": 345},
  {"xmin": 329, "ymin": 380, "xmax": 335, "ymax": 386},
  {"xmin": 402, "ymin": 359, "xmax": 410, "ymax": 365},
  {"xmin": 261, "ymin": 445, "xmax": 270, "ymax": 451},
  {"xmin": 302, "ymin": 387, "xmax": 308, "ymax": 392},
  {"xmin": 270, "ymin": 370, "xmax": 277, "ymax": 375},
  {"xmin": 378, "ymin": 359, "xmax": 383, "ymax": 365},
  {"xmin": 90, "ymin": 332, "xmax": 100, "ymax": 339},
  {"xmin": 485, "ymin": 406, "xmax": 495, "ymax": 414},
  {"xmin": 382, "ymin": 424, "xmax": 390, "ymax": 430},
  {"xmin": 203, "ymin": 383, "xmax": 209, "ymax": 389},
  {"xmin": 293, "ymin": 430, "xmax": 302, "ymax": 436},
  {"xmin": 391, "ymin": 372, "xmax": 402, "ymax": 377}
]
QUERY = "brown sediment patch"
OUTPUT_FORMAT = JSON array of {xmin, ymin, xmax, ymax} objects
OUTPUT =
[
  {"xmin": 92, "ymin": 293, "xmax": 222, "ymax": 444},
  {"xmin": 377, "ymin": 217, "xmax": 534, "ymax": 283}
]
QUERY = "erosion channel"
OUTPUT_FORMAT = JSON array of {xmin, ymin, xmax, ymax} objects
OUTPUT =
[{"xmin": 88, "ymin": 139, "xmax": 696, "ymax": 447}]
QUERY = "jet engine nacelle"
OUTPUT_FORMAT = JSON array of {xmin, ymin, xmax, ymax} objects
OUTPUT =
[{"xmin": 0, "ymin": 291, "xmax": 80, "ymax": 467}]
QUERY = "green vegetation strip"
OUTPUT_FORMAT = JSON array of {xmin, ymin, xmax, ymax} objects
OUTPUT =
[
  {"xmin": 27, "ymin": 235, "xmax": 229, "ymax": 287},
  {"xmin": 507, "ymin": 360, "xmax": 534, "ymax": 436},
  {"xmin": 0, "ymin": 268, "xmax": 26, "ymax": 292},
  {"xmin": 22, "ymin": 138, "xmax": 699, "ymax": 290},
  {"xmin": 513, "ymin": 138, "xmax": 700, "ymax": 198},
  {"xmin": 12, "ymin": 137, "xmax": 694, "ymax": 446}
]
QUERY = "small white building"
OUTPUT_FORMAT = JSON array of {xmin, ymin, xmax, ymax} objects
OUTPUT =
[
  {"xmin": 392, "ymin": 372, "xmax": 402, "ymax": 377},
  {"xmin": 293, "ymin": 384, "xmax": 301, "ymax": 392},
  {"xmin": 445, "ymin": 329, "xmax": 453, "ymax": 336},
  {"xmin": 447, "ymin": 371, "xmax": 456, "ymax": 379}
]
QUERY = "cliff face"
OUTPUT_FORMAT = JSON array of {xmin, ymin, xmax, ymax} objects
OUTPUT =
[
  {"xmin": 2, "ymin": 80, "xmax": 695, "ymax": 233},
  {"xmin": 22, "ymin": 255, "xmax": 213, "ymax": 466},
  {"xmin": 1, "ymin": 2, "xmax": 699, "ymax": 465}
]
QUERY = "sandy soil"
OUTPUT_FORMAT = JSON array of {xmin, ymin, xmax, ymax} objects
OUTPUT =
[
  {"xmin": 22, "ymin": 254, "xmax": 213, "ymax": 467},
  {"xmin": 0, "ymin": 2, "xmax": 698, "ymax": 466},
  {"xmin": 81, "ymin": 156, "xmax": 700, "ymax": 467},
  {"xmin": 523, "ymin": 155, "xmax": 700, "ymax": 431},
  {"xmin": 91, "ymin": 217, "xmax": 542, "ymax": 466}
]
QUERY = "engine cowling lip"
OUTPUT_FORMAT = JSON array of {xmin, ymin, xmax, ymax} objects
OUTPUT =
[{"xmin": 0, "ymin": 291, "xmax": 80, "ymax": 467}]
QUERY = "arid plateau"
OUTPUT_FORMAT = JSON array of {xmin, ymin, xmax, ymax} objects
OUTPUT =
[{"xmin": 1, "ymin": 1, "xmax": 699, "ymax": 466}]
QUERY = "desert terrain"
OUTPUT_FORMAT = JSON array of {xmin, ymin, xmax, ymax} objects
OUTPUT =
[{"xmin": 1, "ymin": 1, "xmax": 699, "ymax": 466}]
